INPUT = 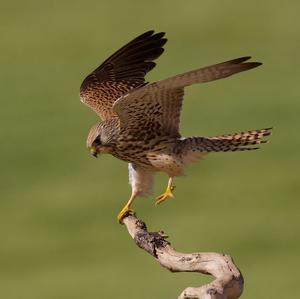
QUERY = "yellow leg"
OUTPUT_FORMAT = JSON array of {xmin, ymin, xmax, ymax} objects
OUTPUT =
[
  {"xmin": 155, "ymin": 177, "xmax": 175, "ymax": 205},
  {"xmin": 117, "ymin": 193, "xmax": 136, "ymax": 224}
]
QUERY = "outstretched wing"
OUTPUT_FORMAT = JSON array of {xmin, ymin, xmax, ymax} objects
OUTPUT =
[
  {"xmin": 80, "ymin": 30, "xmax": 167, "ymax": 120},
  {"xmin": 113, "ymin": 57, "xmax": 262, "ymax": 137}
]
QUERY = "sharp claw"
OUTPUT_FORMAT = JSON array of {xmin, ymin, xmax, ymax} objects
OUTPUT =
[
  {"xmin": 117, "ymin": 207, "xmax": 134, "ymax": 224},
  {"xmin": 155, "ymin": 186, "xmax": 175, "ymax": 205}
]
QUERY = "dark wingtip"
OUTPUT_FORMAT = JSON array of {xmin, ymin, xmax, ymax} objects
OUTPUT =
[
  {"xmin": 153, "ymin": 31, "xmax": 166, "ymax": 39},
  {"xmin": 240, "ymin": 56, "xmax": 262, "ymax": 69},
  {"xmin": 252, "ymin": 62, "xmax": 263, "ymax": 67},
  {"xmin": 234, "ymin": 56, "xmax": 252, "ymax": 63},
  {"xmin": 160, "ymin": 38, "xmax": 168, "ymax": 46},
  {"xmin": 140, "ymin": 30, "xmax": 155, "ymax": 37},
  {"xmin": 246, "ymin": 62, "xmax": 263, "ymax": 69},
  {"xmin": 220, "ymin": 56, "xmax": 262, "ymax": 68},
  {"xmin": 138, "ymin": 30, "xmax": 166, "ymax": 41}
]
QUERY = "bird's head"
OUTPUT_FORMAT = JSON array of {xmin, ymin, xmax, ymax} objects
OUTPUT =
[{"xmin": 86, "ymin": 123, "xmax": 113, "ymax": 158}]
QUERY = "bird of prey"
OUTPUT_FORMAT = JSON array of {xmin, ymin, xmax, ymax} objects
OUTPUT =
[{"xmin": 80, "ymin": 30, "xmax": 271, "ymax": 223}]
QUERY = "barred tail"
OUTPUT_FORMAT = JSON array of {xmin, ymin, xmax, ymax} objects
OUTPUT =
[{"xmin": 181, "ymin": 128, "xmax": 272, "ymax": 153}]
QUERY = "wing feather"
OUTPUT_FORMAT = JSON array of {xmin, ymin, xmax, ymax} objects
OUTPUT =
[
  {"xmin": 113, "ymin": 57, "xmax": 262, "ymax": 136},
  {"xmin": 80, "ymin": 30, "xmax": 167, "ymax": 120}
]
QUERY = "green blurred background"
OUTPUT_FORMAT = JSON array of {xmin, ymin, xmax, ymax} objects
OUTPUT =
[{"xmin": 1, "ymin": 0, "xmax": 299, "ymax": 298}]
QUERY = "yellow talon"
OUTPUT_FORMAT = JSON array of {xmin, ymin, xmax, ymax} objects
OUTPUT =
[
  {"xmin": 117, "ymin": 205, "xmax": 134, "ymax": 224},
  {"xmin": 155, "ymin": 185, "xmax": 175, "ymax": 205}
]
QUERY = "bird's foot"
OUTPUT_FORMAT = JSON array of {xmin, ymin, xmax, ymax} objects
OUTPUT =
[
  {"xmin": 117, "ymin": 205, "xmax": 134, "ymax": 224},
  {"xmin": 155, "ymin": 186, "xmax": 175, "ymax": 205}
]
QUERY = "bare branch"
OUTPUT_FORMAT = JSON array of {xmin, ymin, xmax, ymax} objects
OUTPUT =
[{"xmin": 123, "ymin": 214, "xmax": 244, "ymax": 299}]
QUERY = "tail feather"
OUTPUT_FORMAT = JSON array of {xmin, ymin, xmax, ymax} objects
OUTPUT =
[
  {"xmin": 180, "ymin": 128, "xmax": 272, "ymax": 153},
  {"xmin": 210, "ymin": 128, "xmax": 272, "ymax": 142}
]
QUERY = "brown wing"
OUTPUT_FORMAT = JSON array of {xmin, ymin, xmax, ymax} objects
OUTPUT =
[
  {"xmin": 113, "ymin": 57, "xmax": 262, "ymax": 137},
  {"xmin": 80, "ymin": 30, "xmax": 167, "ymax": 120}
]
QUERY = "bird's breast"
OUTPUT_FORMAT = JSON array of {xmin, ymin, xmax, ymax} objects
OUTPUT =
[
  {"xmin": 146, "ymin": 151, "xmax": 185, "ymax": 176},
  {"xmin": 112, "ymin": 137, "xmax": 185, "ymax": 176}
]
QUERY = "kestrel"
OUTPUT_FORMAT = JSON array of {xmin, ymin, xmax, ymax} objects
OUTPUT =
[{"xmin": 80, "ymin": 30, "xmax": 271, "ymax": 223}]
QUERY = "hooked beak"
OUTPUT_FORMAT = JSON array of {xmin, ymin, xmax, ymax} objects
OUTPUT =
[{"xmin": 90, "ymin": 147, "xmax": 98, "ymax": 158}]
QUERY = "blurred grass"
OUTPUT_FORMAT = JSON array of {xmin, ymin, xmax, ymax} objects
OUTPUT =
[{"xmin": 0, "ymin": 0, "xmax": 299, "ymax": 298}]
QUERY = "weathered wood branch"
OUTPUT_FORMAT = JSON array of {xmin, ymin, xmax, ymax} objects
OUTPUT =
[{"xmin": 123, "ymin": 214, "xmax": 244, "ymax": 299}]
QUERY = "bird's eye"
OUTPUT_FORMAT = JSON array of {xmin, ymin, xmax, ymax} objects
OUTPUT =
[{"xmin": 93, "ymin": 137, "xmax": 101, "ymax": 146}]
